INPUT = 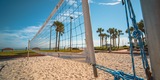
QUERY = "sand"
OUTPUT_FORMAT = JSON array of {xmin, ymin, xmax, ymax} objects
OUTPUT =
[{"xmin": 0, "ymin": 52, "xmax": 150, "ymax": 80}]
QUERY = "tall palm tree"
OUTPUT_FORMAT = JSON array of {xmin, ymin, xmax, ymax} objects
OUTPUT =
[
  {"xmin": 53, "ymin": 21, "xmax": 64, "ymax": 51},
  {"xmin": 125, "ymin": 27, "xmax": 136, "ymax": 47},
  {"xmin": 57, "ymin": 24, "xmax": 64, "ymax": 51},
  {"xmin": 137, "ymin": 20, "xmax": 145, "ymax": 34},
  {"xmin": 112, "ymin": 28, "xmax": 118, "ymax": 47},
  {"xmin": 96, "ymin": 28, "xmax": 104, "ymax": 47},
  {"xmin": 117, "ymin": 30, "xmax": 124, "ymax": 49},
  {"xmin": 107, "ymin": 28, "xmax": 114, "ymax": 50},
  {"xmin": 101, "ymin": 33, "xmax": 107, "ymax": 47},
  {"xmin": 137, "ymin": 20, "xmax": 145, "ymax": 44},
  {"xmin": 105, "ymin": 34, "xmax": 109, "ymax": 48}
]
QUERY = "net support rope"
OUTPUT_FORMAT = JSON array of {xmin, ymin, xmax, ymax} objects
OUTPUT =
[
  {"xmin": 94, "ymin": 0, "xmax": 152, "ymax": 80},
  {"xmin": 124, "ymin": 0, "xmax": 152, "ymax": 79}
]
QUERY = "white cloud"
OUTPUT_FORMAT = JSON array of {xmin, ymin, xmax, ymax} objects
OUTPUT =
[
  {"xmin": 52, "ymin": 8, "xmax": 83, "ymax": 23},
  {"xmin": 89, "ymin": 0, "xmax": 94, "ymax": 3},
  {"xmin": 66, "ymin": 0, "xmax": 78, "ymax": 7},
  {"xmin": 21, "ymin": 26, "xmax": 40, "ymax": 33},
  {"xmin": 0, "ymin": 26, "xmax": 41, "ymax": 49},
  {"xmin": 99, "ymin": 0, "xmax": 121, "ymax": 6}
]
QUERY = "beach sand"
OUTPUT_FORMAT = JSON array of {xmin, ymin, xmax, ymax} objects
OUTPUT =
[{"xmin": 0, "ymin": 52, "xmax": 150, "ymax": 80}]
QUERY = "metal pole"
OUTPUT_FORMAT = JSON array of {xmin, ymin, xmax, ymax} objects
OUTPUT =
[
  {"xmin": 140, "ymin": 0, "xmax": 160, "ymax": 80},
  {"xmin": 82, "ymin": 0, "xmax": 98, "ymax": 77},
  {"xmin": 70, "ymin": 16, "xmax": 73, "ymax": 51},
  {"xmin": 49, "ymin": 26, "xmax": 52, "ymax": 50},
  {"xmin": 27, "ymin": 40, "xmax": 30, "ymax": 61}
]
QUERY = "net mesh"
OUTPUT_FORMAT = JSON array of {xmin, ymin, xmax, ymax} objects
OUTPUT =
[{"xmin": 30, "ymin": 0, "xmax": 85, "ymax": 51}]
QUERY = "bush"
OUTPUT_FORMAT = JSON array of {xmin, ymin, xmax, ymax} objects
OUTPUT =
[
  {"xmin": 94, "ymin": 47, "xmax": 107, "ymax": 50},
  {"xmin": 122, "ymin": 45, "xmax": 129, "ymax": 49},
  {"xmin": 123, "ymin": 45, "xmax": 127, "ymax": 47},
  {"xmin": 72, "ymin": 48, "xmax": 79, "ymax": 50}
]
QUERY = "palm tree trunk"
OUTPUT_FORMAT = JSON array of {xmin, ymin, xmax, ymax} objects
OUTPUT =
[
  {"xmin": 102, "ymin": 37, "xmax": 103, "ymax": 48},
  {"xmin": 106, "ymin": 37, "xmax": 108, "ymax": 48},
  {"xmin": 109, "ymin": 34, "xmax": 112, "ymax": 52},
  {"xmin": 142, "ymin": 33, "xmax": 144, "ymax": 45},
  {"xmin": 118, "ymin": 36, "xmax": 120, "ymax": 50},
  {"xmin": 55, "ymin": 31, "xmax": 58, "ymax": 52},
  {"xmin": 58, "ymin": 32, "xmax": 61, "ymax": 51},
  {"xmin": 134, "ymin": 39, "xmax": 137, "ymax": 48},
  {"xmin": 100, "ymin": 37, "xmax": 101, "ymax": 47},
  {"xmin": 113, "ymin": 37, "xmax": 114, "ymax": 47}
]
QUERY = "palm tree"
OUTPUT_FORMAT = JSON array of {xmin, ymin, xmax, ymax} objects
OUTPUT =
[
  {"xmin": 105, "ymin": 34, "xmax": 109, "ymax": 48},
  {"xmin": 125, "ymin": 27, "xmax": 136, "ymax": 47},
  {"xmin": 137, "ymin": 20, "xmax": 145, "ymax": 44},
  {"xmin": 125, "ymin": 27, "xmax": 134, "ymax": 34},
  {"xmin": 57, "ymin": 24, "xmax": 64, "ymax": 51},
  {"xmin": 53, "ymin": 21, "xmax": 64, "ymax": 51},
  {"xmin": 101, "ymin": 33, "xmax": 107, "ymax": 47},
  {"xmin": 112, "ymin": 28, "xmax": 118, "ymax": 47},
  {"xmin": 107, "ymin": 28, "xmax": 114, "ymax": 50},
  {"xmin": 137, "ymin": 20, "xmax": 145, "ymax": 34},
  {"xmin": 117, "ymin": 30, "xmax": 124, "ymax": 49},
  {"xmin": 96, "ymin": 28, "xmax": 104, "ymax": 47}
]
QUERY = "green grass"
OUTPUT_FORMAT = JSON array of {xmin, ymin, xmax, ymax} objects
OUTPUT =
[{"xmin": 0, "ymin": 50, "xmax": 38, "ymax": 57}]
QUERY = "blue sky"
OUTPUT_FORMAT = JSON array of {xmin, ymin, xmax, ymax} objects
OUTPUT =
[{"xmin": 0, "ymin": 0, "xmax": 143, "ymax": 49}]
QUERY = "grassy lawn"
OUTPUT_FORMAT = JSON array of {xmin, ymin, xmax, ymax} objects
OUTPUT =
[{"xmin": 0, "ymin": 50, "xmax": 42, "ymax": 58}]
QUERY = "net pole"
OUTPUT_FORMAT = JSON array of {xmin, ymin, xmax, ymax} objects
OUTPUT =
[
  {"xmin": 140, "ymin": 0, "xmax": 160, "ymax": 80},
  {"xmin": 82, "ymin": 0, "xmax": 98, "ymax": 77}
]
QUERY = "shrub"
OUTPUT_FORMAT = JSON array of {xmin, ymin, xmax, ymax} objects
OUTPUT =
[{"xmin": 94, "ymin": 47, "xmax": 107, "ymax": 50}]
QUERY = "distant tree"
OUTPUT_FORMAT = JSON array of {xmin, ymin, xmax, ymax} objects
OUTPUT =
[
  {"xmin": 111, "ymin": 28, "xmax": 118, "ymax": 47},
  {"xmin": 101, "ymin": 33, "xmax": 107, "ymax": 47},
  {"xmin": 57, "ymin": 24, "xmax": 64, "ymax": 51},
  {"xmin": 125, "ymin": 26, "xmax": 136, "ymax": 47},
  {"xmin": 137, "ymin": 20, "xmax": 145, "ymax": 34},
  {"xmin": 125, "ymin": 20, "xmax": 145, "ymax": 47},
  {"xmin": 137, "ymin": 20, "xmax": 145, "ymax": 44},
  {"xmin": 107, "ymin": 28, "xmax": 114, "ymax": 49},
  {"xmin": 105, "ymin": 34, "xmax": 109, "ymax": 48},
  {"xmin": 96, "ymin": 28, "xmax": 104, "ymax": 47},
  {"xmin": 117, "ymin": 30, "xmax": 124, "ymax": 49},
  {"xmin": 125, "ymin": 27, "xmax": 134, "ymax": 34},
  {"xmin": 53, "ymin": 21, "xmax": 64, "ymax": 51}
]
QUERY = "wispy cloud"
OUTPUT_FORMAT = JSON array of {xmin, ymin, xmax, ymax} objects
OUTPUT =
[
  {"xmin": 99, "ymin": 0, "xmax": 121, "ymax": 6},
  {"xmin": 0, "ymin": 26, "xmax": 41, "ymax": 49},
  {"xmin": 89, "ymin": 0, "xmax": 94, "ymax": 3}
]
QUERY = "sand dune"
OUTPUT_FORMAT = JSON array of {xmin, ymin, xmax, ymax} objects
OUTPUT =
[{"xmin": 0, "ymin": 53, "xmax": 149, "ymax": 80}]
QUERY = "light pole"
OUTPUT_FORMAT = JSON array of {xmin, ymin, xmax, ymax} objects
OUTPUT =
[
  {"xmin": 70, "ymin": 16, "xmax": 73, "ymax": 51},
  {"xmin": 27, "ymin": 40, "xmax": 30, "ymax": 61},
  {"xmin": 49, "ymin": 26, "xmax": 52, "ymax": 50}
]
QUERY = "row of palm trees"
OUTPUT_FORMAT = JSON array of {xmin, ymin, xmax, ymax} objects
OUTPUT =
[
  {"xmin": 96, "ymin": 27, "xmax": 124, "ymax": 49},
  {"xmin": 51, "ymin": 19, "xmax": 144, "ymax": 51},
  {"xmin": 96, "ymin": 20, "xmax": 145, "ymax": 50}
]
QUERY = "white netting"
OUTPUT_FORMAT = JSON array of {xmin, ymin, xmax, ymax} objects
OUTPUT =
[{"xmin": 30, "ymin": 0, "xmax": 85, "ymax": 51}]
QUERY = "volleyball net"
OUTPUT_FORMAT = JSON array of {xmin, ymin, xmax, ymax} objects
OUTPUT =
[{"xmin": 30, "ymin": 0, "xmax": 86, "ymax": 51}]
